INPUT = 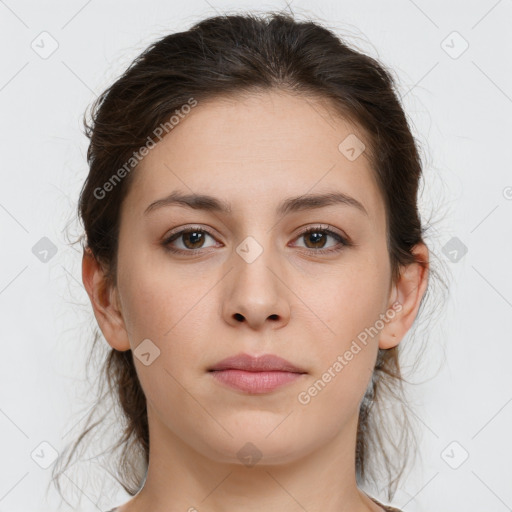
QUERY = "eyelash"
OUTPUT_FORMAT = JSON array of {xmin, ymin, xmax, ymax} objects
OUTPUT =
[{"xmin": 161, "ymin": 224, "xmax": 351, "ymax": 256}]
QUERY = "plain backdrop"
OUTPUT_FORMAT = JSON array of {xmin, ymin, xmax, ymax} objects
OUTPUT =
[{"xmin": 1, "ymin": 1, "xmax": 511, "ymax": 511}]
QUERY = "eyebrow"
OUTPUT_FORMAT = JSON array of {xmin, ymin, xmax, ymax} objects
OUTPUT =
[{"xmin": 144, "ymin": 190, "xmax": 368, "ymax": 217}]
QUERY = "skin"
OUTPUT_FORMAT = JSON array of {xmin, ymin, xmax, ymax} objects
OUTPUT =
[{"xmin": 82, "ymin": 90, "xmax": 429, "ymax": 512}]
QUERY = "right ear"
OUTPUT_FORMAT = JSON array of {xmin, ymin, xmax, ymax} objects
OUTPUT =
[{"xmin": 81, "ymin": 247, "xmax": 131, "ymax": 351}]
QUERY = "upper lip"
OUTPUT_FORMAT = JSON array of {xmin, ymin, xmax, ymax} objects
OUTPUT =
[{"xmin": 208, "ymin": 353, "xmax": 307, "ymax": 373}]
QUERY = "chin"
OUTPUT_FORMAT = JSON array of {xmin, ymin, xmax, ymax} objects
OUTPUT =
[{"xmin": 193, "ymin": 428, "xmax": 312, "ymax": 467}]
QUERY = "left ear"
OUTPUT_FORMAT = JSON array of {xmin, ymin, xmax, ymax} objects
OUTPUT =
[{"xmin": 379, "ymin": 242, "xmax": 429, "ymax": 350}]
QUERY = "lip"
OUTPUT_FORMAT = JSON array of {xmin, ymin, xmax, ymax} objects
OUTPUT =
[
  {"xmin": 208, "ymin": 353, "xmax": 307, "ymax": 394},
  {"xmin": 208, "ymin": 353, "xmax": 307, "ymax": 373}
]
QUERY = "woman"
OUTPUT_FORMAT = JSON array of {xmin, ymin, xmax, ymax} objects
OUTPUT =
[{"xmin": 53, "ymin": 11, "xmax": 436, "ymax": 512}]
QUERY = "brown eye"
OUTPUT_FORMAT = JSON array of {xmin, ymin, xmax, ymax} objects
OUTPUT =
[
  {"xmin": 180, "ymin": 230, "xmax": 207, "ymax": 249},
  {"xmin": 303, "ymin": 230, "xmax": 328, "ymax": 249},
  {"xmin": 163, "ymin": 227, "xmax": 218, "ymax": 253},
  {"xmin": 293, "ymin": 226, "xmax": 350, "ymax": 254}
]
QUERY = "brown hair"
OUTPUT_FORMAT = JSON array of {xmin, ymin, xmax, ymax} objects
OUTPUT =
[{"xmin": 51, "ymin": 10, "xmax": 447, "ymax": 507}]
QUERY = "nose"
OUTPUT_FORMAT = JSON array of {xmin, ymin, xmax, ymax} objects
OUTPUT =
[{"xmin": 221, "ymin": 240, "xmax": 291, "ymax": 331}]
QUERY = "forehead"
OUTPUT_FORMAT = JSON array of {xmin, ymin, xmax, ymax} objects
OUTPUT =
[{"xmin": 125, "ymin": 90, "xmax": 384, "ymax": 223}]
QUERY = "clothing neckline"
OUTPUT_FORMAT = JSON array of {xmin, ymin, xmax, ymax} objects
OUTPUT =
[
  {"xmin": 107, "ymin": 496, "xmax": 402, "ymax": 512},
  {"xmin": 369, "ymin": 495, "xmax": 403, "ymax": 512}
]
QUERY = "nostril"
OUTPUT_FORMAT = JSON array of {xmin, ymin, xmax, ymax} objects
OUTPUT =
[{"xmin": 234, "ymin": 313, "xmax": 244, "ymax": 322}]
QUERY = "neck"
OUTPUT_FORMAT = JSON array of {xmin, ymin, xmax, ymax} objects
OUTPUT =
[{"xmin": 120, "ymin": 404, "xmax": 383, "ymax": 512}]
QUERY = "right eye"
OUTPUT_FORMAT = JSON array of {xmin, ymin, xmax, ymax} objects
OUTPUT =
[{"xmin": 162, "ymin": 226, "xmax": 220, "ymax": 254}]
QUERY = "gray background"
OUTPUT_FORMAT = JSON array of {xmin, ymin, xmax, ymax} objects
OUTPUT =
[{"xmin": 1, "ymin": 0, "xmax": 511, "ymax": 511}]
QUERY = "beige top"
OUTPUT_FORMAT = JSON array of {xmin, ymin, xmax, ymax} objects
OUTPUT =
[
  {"xmin": 106, "ymin": 497, "xmax": 402, "ymax": 512},
  {"xmin": 370, "ymin": 496, "xmax": 404, "ymax": 511}
]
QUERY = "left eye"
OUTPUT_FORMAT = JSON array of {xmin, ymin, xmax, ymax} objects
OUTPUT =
[{"xmin": 292, "ymin": 227, "xmax": 347, "ymax": 252}]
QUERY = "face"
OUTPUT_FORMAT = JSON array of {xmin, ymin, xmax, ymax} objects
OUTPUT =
[{"xmin": 109, "ymin": 90, "xmax": 397, "ymax": 465}]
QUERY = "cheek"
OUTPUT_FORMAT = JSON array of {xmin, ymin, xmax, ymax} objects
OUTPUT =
[
  {"xmin": 117, "ymin": 249, "xmax": 207, "ymax": 343},
  {"xmin": 313, "ymin": 259, "xmax": 390, "ymax": 347},
  {"xmin": 296, "ymin": 269, "xmax": 385, "ymax": 417},
  {"xmin": 302, "ymin": 257, "xmax": 388, "ymax": 408},
  {"xmin": 117, "ymin": 257, "xmax": 220, "ymax": 407},
  {"xmin": 295, "ymin": 351, "xmax": 375, "ymax": 445},
  {"xmin": 117, "ymin": 264, "xmax": 213, "ymax": 427}
]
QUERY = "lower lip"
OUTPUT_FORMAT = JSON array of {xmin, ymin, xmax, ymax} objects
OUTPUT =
[{"xmin": 209, "ymin": 369, "xmax": 305, "ymax": 393}]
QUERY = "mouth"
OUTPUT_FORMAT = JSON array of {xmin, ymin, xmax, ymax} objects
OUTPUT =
[{"xmin": 207, "ymin": 352, "xmax": 307, "ymax": 394}]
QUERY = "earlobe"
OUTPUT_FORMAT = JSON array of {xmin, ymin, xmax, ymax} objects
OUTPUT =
[
  {"xmin": 81, "ymin": 248, "xmax": 131, "ymax": 351},
  {"xmin": 379, "ymin": 243, "xmax": 429, "ymax": 350}
]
